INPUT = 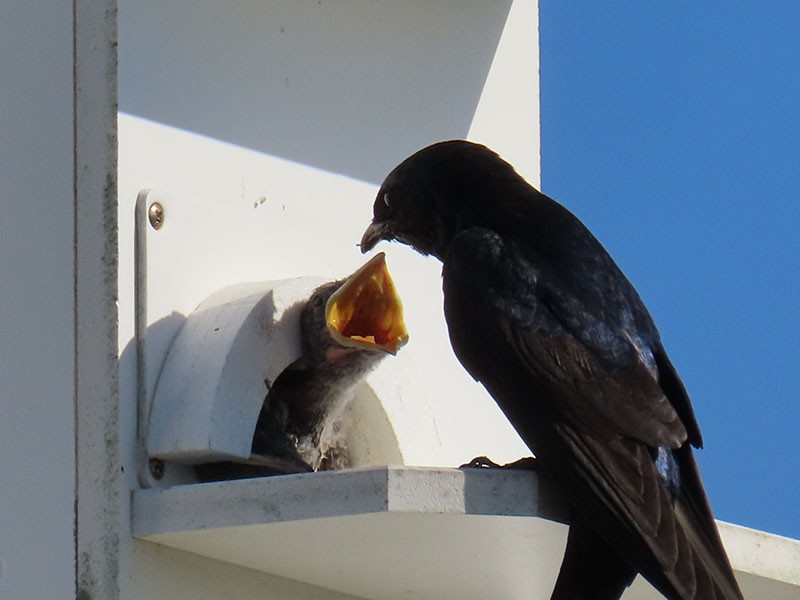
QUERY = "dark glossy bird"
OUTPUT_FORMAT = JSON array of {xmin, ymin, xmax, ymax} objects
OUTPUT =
[
  {"xmin": 360, "ymin": 140, "xmax": 742, "ymax": 600},
  {"xmin": 196, "ymin": 253, "xmax": 408, "ymax": 482}
]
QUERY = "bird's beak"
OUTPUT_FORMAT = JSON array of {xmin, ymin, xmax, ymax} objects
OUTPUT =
[
  {"xmin": 325, "ymin": 252, "xmax": 409, "ymax": 355},
  {"xmin": 359, "ymin": 220, "xmax": 390, "ymax": 254}
]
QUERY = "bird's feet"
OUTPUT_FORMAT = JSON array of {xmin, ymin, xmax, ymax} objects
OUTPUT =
[{"xmin": 459, "ymin": 455, "xmax": 538, "ymax": 471}]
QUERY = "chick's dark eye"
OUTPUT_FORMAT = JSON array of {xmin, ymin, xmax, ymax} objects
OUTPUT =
[{"xmin": 383, "ymin": 192, "xmax": 390, "ymax": 208}]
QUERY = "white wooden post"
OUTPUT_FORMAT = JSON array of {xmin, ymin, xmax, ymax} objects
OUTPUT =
[{"xmin": 0, "ymin": 2, "xmax": 119, "ymax": 598}]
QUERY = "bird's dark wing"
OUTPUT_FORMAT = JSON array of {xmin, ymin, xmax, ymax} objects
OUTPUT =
[
  {"xmin": 448, "ymin": 226, "xmax": 687, "ymax": 449},
  {"xmin": 442, "ymin": 227, "xmax": 742, "ymax": 599}
]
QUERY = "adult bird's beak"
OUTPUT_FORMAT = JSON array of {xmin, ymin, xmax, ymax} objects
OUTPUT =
[
  {"xmin": 359, "ymin": 220, "xmax": 389, "ymax": 254},
  {"xmin": 325, "ymin": 252, "xmax": 409, "ymax": 355}
]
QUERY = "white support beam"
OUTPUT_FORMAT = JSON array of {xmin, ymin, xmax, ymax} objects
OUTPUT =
[{"xmin": 74, "ymin": 0, "xmax": 121, "ymax": 598}]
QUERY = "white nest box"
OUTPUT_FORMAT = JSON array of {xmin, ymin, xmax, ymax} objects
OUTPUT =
[
  {"xmin": 136, "ymin": 191, "xmax": 437, "ymax": 483},
  {"xmin": 147, "ymin": 278, "xmax": 323, "ymax": 463}
]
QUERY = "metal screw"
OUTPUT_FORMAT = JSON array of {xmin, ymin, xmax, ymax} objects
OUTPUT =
[
  {"xmin": 149, "ymin": 458, "xmax": 165, "ymax": 480},
  {"xmin": 148, "ymin": 202, "xmax": 164, "ymax": 230}
]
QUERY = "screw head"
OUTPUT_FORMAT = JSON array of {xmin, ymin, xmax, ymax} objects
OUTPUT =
[
  {"xmin": 148, "ymin": 202, "xmax": 164, "ymax": 230},
  {"xmin": 149, "ymin": 458, "xmax": 165, "ymax": 480}
]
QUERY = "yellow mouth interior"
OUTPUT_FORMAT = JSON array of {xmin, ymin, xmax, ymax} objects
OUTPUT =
[{"xmin": 325, "ymin": 252, "xmax": 409, "ymax": 354}]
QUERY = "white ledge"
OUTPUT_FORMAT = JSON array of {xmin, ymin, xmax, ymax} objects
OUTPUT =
[{"xmin": 132, "ymin": 466, "xmax": 800, "ymax": 600}]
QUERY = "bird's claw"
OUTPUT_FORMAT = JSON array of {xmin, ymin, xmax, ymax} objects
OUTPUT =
[
  {"xmin": 501, "ymin": 456, "xmax": 539, "ymax": 471},
  {"xmin": 460, "ymin": 455, "xmax": 503, "ymax": 469},
  {"xmin": 459, "ymin": 455, "xmax": 538, "ymax": 471}
]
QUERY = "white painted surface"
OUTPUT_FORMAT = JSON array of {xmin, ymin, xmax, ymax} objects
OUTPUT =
[
  {"xmin": 74, "ymin": 1, "xmax": 122, "ymax": 597},
  {"xmin": 133, "ymin": 467, "xmax": 800, "ymax": 600},
  {"xmin": 118, "ymin": 0, "xmax": 529, "ymax": 185},
  {"xmin": 0, "ymin": 3, "xmax": 77, "ymax": 598},
  {"xmin": 719, "ymin": 523, "xmax": 800, "ymax": 588},
  {"xmin": 134, "ymin": 540, "xmax": 362, "ymax": 600},
  {"xmin": 467, "ymin": 0, "xmax": 541, "ymax": 182},
  {"xmin": 134, "ymin": 467, "xmax": 567, "ymax": 600}
]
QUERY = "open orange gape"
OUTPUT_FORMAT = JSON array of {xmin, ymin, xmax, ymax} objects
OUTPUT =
[{"xmin": 325, "ymin": 252, "xmax": 409, "ymax": 355}]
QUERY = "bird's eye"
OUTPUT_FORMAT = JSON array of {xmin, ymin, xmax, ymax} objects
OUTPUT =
[{"xmin": 383, "ymin": 192, "xmax": 391, "ymax": 208}]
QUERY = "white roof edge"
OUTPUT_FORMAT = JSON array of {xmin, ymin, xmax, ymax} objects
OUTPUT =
[{"xmin": 718, "ymin": 521, "xmax": 800, "ymax": 586}]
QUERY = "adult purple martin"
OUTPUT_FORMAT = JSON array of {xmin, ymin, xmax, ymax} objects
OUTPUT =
[
  {"xmin": 360, "ymin": 141, "xmax": 742, "ymax": 600},
  {"xmin": 196, "ymin": 253, "xmax": 408, "ymax": 481}
]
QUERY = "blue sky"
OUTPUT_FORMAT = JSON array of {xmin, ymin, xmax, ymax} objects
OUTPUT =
[{"xmin": 540, "ymin": 3, "xmax": 800, "ymax": 539}]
